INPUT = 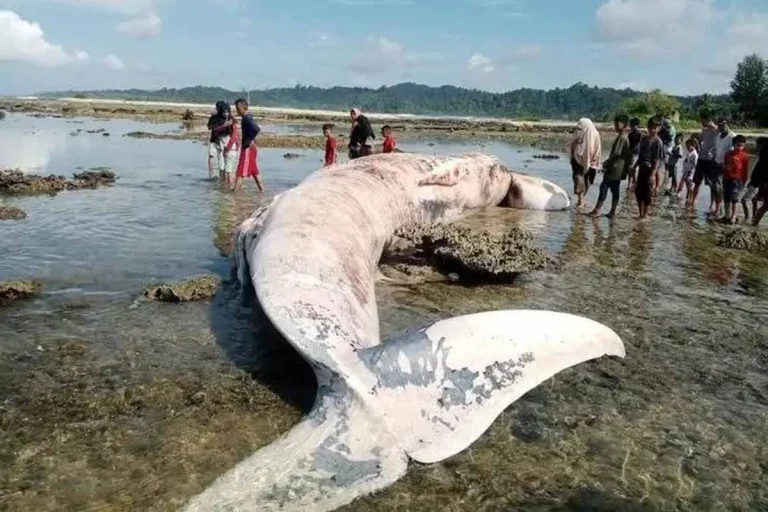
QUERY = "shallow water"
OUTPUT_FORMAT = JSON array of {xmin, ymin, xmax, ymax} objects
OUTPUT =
[{"xmin": 1, "ymin": 113, "xmax": 767, "ymax": 511}]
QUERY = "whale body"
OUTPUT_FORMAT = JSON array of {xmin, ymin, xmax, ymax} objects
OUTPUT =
[{"xmin": 187, "ymin": 153, "xmax": 624, "ymax": 511}]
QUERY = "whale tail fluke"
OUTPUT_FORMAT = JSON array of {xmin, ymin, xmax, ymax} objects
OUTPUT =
[
  {"xmin": 184, "ymin": 375, "xmax": 408, "ymax": 512},
  {"xmin": 357, "ymin": 310, "xmax": 624, "ymax": 463},
  {"xmin": 186, "ymin": 310, "xmax": 623, "ymax": 511}
]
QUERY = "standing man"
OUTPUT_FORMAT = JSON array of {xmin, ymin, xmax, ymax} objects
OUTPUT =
[
  {"xmin": 207, "ymin": 101, "xmax": 232, "ymax": 180},
  {"xmin": 690, "ymin": 114, "xmax": 719, "ymax": 211},
  {"xmin": 348, "ymin": 108, "xmax": 375, "ymax": 160},
  {"xmin": 712, "ymin": 118, "xmax": 736, "ymax": 217}
]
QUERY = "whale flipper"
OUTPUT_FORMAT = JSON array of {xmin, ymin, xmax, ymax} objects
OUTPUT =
[
  {"xmin": 357, "ymin": 310, "xmax": 624, "ymax": 463},
  {"xmin": 184, "ymin": 376, "xmax": 408, "ymax": 512}
]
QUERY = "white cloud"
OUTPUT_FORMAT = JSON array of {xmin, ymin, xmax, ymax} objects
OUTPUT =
[
  {"xmin": 310, "ymin": 34, "xmax": 337, "ymax": 48},
  {"xmin": 115, "ymin": 11, "xmax": 161, "ymax": 37},
  {"xmin": 75, "ymin": 50, "xmax": 90, "ymax": 62},
  {"xmin": 699, "ymin": 13, "xmax": 768, "ymax": 78},
  {"xmin": 468, "ymin": 53, "xmax": 494, "ymax": 73},
  {"xmin": 0, "ymin": 10, "xmax": 83, "ymax": 67},
  {"xmin": 42, "ymin": 0, "xmax": 156, "ymax": 14},
  {"xmin": 348, "ymin": 36, "xmax": 431, "ymax": 76},
  {"xmin": 329, "ymin": 0, "xmax": 412, "ymax": 5},
  {"xmin": 596, "ymin": 0, "xmax": 713, "ymax": 59},
  {"xmin": 103, "ymin": 53, "xmax": 125, "ymax": 70}
]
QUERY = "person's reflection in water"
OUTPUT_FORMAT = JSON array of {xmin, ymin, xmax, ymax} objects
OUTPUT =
[
  {"xmin": 559, "ymin": 214, "xmax": 592, "ymax": 267},
  {"xmin": 627, "ymin": 221, "xmax": 652, "ymax": 274},
  {"xmin": 679, "ymin": 222, "xmax": 739, "ymax": 286},
  {"xmin": 211, "ymin": 189, "xmax": 262, "ymax": 258},
  {"xmin": 592, "ymin": 218, "xmax": 619, "ymax": 268}
]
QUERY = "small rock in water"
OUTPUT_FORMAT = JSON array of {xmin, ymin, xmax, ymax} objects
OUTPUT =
[
  {"xmin": 0, "ymin": 280, "xmax": 41, "ymax": 306},
  {"xmin": 716, "ymin": 229, "xmax": 768, "ymax": 253},
  {"xmin": 0, "ymin": 110, "xmax": 6, "ymax": 120},
  {"xmin": 182, "ymin": 109, "xmax": 195, "ymax": 121},
  {"xmin": 283, "ymin": 153, "xmax": 301, "ymax": 159},
  {"xmin": 144, "ymin": 275, "xmax": 221, "ymax": 302},
  {"xmin": 532, "ymin": 154, "xmax": 560, "ymax": 160},
  {"xmin": 86, "ymin": 128, "xmax": 107, "ymax": 134},
  {"xmin": 0, "ymin": 205, "xmax": 26, "ymax": 220},
  {"xmin": 102, "ymin": 132, "xmax": 110, "ymax": 137}
]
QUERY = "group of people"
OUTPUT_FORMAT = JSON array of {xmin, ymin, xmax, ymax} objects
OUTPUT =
[
  {"xmin": 206, "ymin": 99, "xmax": 265, "ymax": 193},
  {"xmin": 207, "ymin": 104, "xmax": 398, "ymax": 191},
  {"xmin": 570, "ymin": 114, "xmax": 768, "ymax": 225}
]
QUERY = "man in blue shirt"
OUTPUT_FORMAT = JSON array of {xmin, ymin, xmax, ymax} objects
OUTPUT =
[{"xmin": 233, "ymin": 98, "xmax": 265, "ymax": 194}]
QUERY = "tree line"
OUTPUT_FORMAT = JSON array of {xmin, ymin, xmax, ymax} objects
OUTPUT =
[{"xmin": 44, "ymin": 54, "xmax": 767, "ymax": 127}]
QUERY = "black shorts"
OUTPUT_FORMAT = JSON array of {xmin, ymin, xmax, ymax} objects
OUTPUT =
[
  {"xmin": 693, "ymin": 159, "xmax": 712, "ymax": 186},
  {"xmin": 597, "ymin": 178, "xmax": 621, "ymax": 202},
  {"xmin": 635, "ymin": 165, "xmax": 653, "ymax": 204},
  {"xmin": 723, "ymin": 179, "xmax": 744, "ymax": 203}
]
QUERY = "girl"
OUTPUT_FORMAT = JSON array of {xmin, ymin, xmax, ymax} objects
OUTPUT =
[
  {"xmin": 678, "ymin": 138, "xmax": 699, "ymax": 203},
  {"xmin": 568, "ymin": 118, "xmax": 602, "ymax": 209},
  {"xmin": 222, "ymin": 116, "xmax": 241, "ymax": 189},
  {"xmin": 665, "ymin": 133, "xmax": 684, "ymax": 194}
]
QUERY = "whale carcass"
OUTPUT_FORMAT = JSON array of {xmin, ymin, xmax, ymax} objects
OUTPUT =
[{"xmin": 187, "ymin": 153, "xmax": 625, "ymax": 511}]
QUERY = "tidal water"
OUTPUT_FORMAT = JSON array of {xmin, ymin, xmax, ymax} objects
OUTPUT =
[{"xmin": 1, "ymin": 113, "xmax": 767, "ymax": 511}]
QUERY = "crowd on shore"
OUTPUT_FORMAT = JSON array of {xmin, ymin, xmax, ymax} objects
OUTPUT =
[
  {"xmin": 204, "ymin": 100, "xmax": 767, "ymax": 227},
  {"xmin": 205, "ymin": 102, "xmax": 396, "ymax": 192},
  {"xmin": 569, "ymin": 114, "xmax": 768, "ymax": 226}
]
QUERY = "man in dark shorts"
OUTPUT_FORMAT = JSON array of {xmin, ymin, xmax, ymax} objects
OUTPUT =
[
  {"xmin": 691, "ymin": 115, "xmax": 718, "ymax": 207},
  {"xmin": 635, "ymin": 118, "xmax": 664, "ymax": 219},
  {"xmin": 589, "ymin": 114, "xmax": 631, "ymax": 218}
]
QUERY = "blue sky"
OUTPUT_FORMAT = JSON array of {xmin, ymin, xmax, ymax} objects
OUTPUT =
[{"xmin": 0, "ymin": 0, "xmax": 766, "ymax": 96}]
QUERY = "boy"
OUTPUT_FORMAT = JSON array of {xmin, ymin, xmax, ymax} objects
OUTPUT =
[
  {"xmin": 323, "ymin": 123, "xmax": 337, "ymax": 167},
  {"xmin": 742, "ymin": 137, "xmax": 768, "ymax": 222},
  {"xmin": 664, "ymin": 133, "xmax": 684, "ymax": 194},
  {"xmin": 626, "ymin": 117, "xmax": 642, "ymax": 189},
  {"xmin": 635, "ymin": 117, "xmax": 664, "ymax": 219},
  {"xmin": 381, "ymin": 125, "xmax": 396, "ymax": 153},
  {"xmin": 722, "ymin": 135, "xmax": 749, "ymax": 224},
  {"xmin": 233, "ymin": 98, "xmax": 265, "ymax": 194},
  {"xmin": 589, "ymin": 114, "xmax": 631, "ymax": 218}
]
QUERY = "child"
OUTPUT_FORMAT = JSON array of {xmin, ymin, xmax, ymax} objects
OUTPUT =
[
  {"xmin": 233, "ymin": 98, "xmax": 265, "ymax": 194},
  {"xmin": 323, "ymin": 123, "xmax": 337, "ymax": 167},
  {"xmin": 382, "ymin": 125, "xmax": 396, "ymax": 153},
  {"xmin": 626, "ymin": 117, "xmax": 642, "ymax": 189},
  {"xmin": 722, "ymin": 134, "xmax": 749, "ymax": 224},
  {"xmin": 664, "ymin": 133, "xmax": 684, "ymax": 194},
  {"xmin": 635, "ymin": 117, "xmax": 664, "ymax": 219},
  {"xmin": 678, "ymin": 138, "xmax": 699, "ymax": 203},
  {"xmin": 222, "ymin": 116, "xmax": 241, "ymax": 189},
  {"xmin": 742, "ymin": 137, "xmax": 767, "ymax": 222},
  {"xmin": 589, "ymin": 114, "xmax": 631, "ymax": 218}
]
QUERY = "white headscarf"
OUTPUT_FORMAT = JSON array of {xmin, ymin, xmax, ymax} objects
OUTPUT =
[{"xmin": 571, "ymin": 118, "xmax": 602, "ymax": 170}]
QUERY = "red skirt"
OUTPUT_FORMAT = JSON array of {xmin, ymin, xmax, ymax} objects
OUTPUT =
[{"xmin": 237, "ymin": 145, "xmax": 259, "ymax": 178}]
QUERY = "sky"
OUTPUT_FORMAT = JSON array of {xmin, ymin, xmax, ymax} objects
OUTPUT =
[{"xmin": 0, "ymin": 0, "xmax": 766, "ymax": 96}]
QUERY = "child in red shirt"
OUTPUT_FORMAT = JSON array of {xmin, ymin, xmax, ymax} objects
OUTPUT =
[
  {"xmin": 323, "ymin": 123, "xmax": 337, "ymax": 167},
  {"xmin": 722, "ymin": 134, "xmax": 749, "ymax": 224},
  {"xmin": 381, "ymin": 125, "xmax": 396, "ymax": 153}
]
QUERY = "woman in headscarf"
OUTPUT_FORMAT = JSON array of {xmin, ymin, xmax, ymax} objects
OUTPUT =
[
  {"xmin": 348, "ymin": 108, "xmax": 375, "ymax": 160},
  {"xmin": 568, "ymin": 118, "xmax": 602, "ymax": 208}
]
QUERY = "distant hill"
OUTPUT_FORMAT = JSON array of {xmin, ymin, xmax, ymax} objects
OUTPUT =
[{"xmin": 39, "ymin": 82, "xmax": 729, "ymax": 121}]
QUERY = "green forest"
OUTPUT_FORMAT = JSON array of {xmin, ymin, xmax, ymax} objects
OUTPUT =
[{"xmin": 43, "ymin": 54, "xmax": 768, "ymax": 127}]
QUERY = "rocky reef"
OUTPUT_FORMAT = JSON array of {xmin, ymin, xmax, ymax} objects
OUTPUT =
[
  {"xmin": 0, "ymin": 280, "xmax": 41, "ymax": 306},
  {"xmin": 716, "ymin": 229, "xmax": 768, "ymax": 253},
  {"xmin": 144, "ymin": 275, "xmax": 221, "ymax": 302},
  {"xmin": 0, "ymin": 169, "xmax": 116, "ymax": 196},
  {"xmin": 383, "ymin": 222, "xmax": 549, "ymax": 283},
  {"xmin": 0, "ymin": 205, "xmax": 26, "ymax": 220}
]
